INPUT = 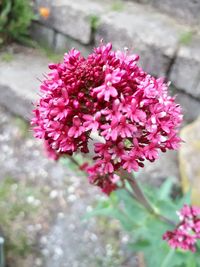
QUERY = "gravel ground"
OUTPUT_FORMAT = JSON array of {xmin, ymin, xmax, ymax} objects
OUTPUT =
[{"xmin": 0, "ymin": 105, "xmax": 136, "ymax": 267}]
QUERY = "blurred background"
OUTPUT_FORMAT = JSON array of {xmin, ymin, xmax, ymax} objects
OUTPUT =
[{"xmin": 0, "ymin": 0, "xmax": 200, "ymax": 266}]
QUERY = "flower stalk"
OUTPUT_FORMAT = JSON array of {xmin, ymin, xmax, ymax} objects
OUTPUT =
[{"xmin": 119, "ymin": 169, "xmax": 176, "ymax": 226}]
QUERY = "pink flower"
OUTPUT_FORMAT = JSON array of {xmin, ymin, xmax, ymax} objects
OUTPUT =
[
  {"xmin": 101, "ymin": 116, "xmax": 137, "ymax": 141},
  {"xmin": 94, "ymin": 142, "xmax": 112, "ymax": 158},
  {"xmin": 163, "ymin": 229, "xmax": 197, "ymax": 252},
  {"xmin": 163, "ymin": 205, "xmax": 200, "ymax": 252},
  {"xmin": 143, "ymin": 143, "xmax": 159, "ymax": 161},
  {"xmin": 44, "ymin": 141, "xmax": 59, "ymax": 160},
  {"xmin": 68, "ymin": 116, "xmax": 85, "ymax": 138},
  {"xmin": 83, "ymin": 113, "xmax": 100, "ymax": 131},
  {"xmin": 92, "ymin": 68, "xmax": 124, "ymax": 101},
  {"xmin": 122, "ymin": 150, "xmax": 139, "ymax": 172},
  {"xmin": 32, "ymin": 42, "xmax": 183, "ymax": 194},
  {"xmin": 109, "ymin": 141, "xmax": 125, "ymax": 161}
]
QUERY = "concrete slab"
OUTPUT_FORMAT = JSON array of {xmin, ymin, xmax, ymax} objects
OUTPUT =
[{"xmin": 0, "ymin": 46, "xmax": 49, "ymax": 119}]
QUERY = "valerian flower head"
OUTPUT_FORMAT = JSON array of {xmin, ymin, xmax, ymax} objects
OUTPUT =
[
  {"xmin": 163, "ymin": 205, "xmax": 200, "ymax": 252},
  {"xmin": 32, "ymin": 43, "xmax": 183, "ymax": 194}
]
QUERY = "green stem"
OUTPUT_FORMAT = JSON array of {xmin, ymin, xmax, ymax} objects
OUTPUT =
[
  {"xmin": 161, "ymin": 249, "xmax": 175, "ymax": 267},
  {"xmin": 120, "ymin": 169, "xmax": 176, "ymax": 226},
  {"xmin": 68, "ymin": 156, "xmax": 81, "ymax": 168},
  {"xmin": 68, "ymin": 156, "xmax": 175, "ymax": 226}
]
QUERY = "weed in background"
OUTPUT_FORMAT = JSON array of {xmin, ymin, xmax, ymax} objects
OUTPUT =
[{"xmin": 0, "ymin": 0, "xmax": 34, "ymax": 46}]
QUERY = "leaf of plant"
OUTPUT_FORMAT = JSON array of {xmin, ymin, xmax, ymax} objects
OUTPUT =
[
  {"xmin": 158, "ymin": 178, "xmax": 174, "ymax": 201},
  {"xmin": 161, "ymin": 249, "xmax": 175, "ymax": 267}
]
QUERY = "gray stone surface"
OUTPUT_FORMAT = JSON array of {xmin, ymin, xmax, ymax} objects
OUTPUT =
[
  {"xmin": 54, "ymin": 32, "xmax": 92, "ymax": 56},
  {"xmin": 170, "ymin": 37, "xmax": 200, "ymax": 99},
  {"xmin": 175, "ymin": 91, "xmax": 200, "ymax": 123},
  {"xmin": 30, "ymin": 22, "xmax": 92, "ymax": 55},
  {"xmin": 138, "ymin": 150, "xmax": 180, "ymax": 187},
  {"xmin": 126, "ymin": 0, "xmax": 200, "ymax": 25},
  {"xmin": 96, "ymin": 2, "xmax": 185, "ymax": 77},
  {"xmin": 0, "ymin": 46, "xmax": 49, "ymax": 119},
  {"xmin": 0, "ymin": 105, "xmax": 134, "ymax": 267},
  {"xmin": 35, "ymin": 0, "xmax": 106, "ymax": 44},
  {"xmin": 151, "ymin": 0, "xmax": 200, "ymax": 26},
  {"xmin": 31, "ymin": 22, "xmax": 55, "ymax": 49}
]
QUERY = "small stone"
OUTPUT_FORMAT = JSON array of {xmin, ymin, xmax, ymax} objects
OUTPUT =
[
  {"xmin": 86, "ymin": 205, "xmax": 93, "ymax": 212},
  {"xmin": 40, "ymin": 236, "xmax": 48, "ymax": 244},
  {"xmin": 42, "ymin": 248, "xmax": 50, "ymax": 256},
  {"xmin": 57, "ymin": 212, "xmax": 65, "ymax": 219},
  {"xmin": 35, "ymin": 224, "xmax": 42, "ymax": 231},
  {"xmin": 27, "ymin": 225, "xmax": 35, "ymax": 232},
  {"xmin": 33, "ymin": 199, "xmax": 41, "ymax": 207},
  {"xmin": 67, "ymin": 194, "xmax": 77, "ymax": 202},
  {"xmin": 35, "ymin": 258, "xmax": 43, "ymax": 266},
  {"xmin": 54, "ymin": 246, "xmax": 63, "ymax": 256},
  {"xmin": 49, "ymin": 190, "xmax": 58, "ymax": 199},
  {"xmin": 26, "ymin": 195, "xmax": 35, "ymax": 204},
  {"xmin": 67, "ymin": 185, "xmax": 75, "ymax": 194},
  {"xmin": 90, "ymin": 233, "xmax": 98, "ymax": 242}
]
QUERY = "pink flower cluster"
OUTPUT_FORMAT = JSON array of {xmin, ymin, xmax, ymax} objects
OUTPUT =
[
  {"xmin": 32, "ymin": 43, "xmax": 182, "ymax": 194},
  {"xmin": 163, "ymin": 205, "xmax": 200, "ymax": 252}
]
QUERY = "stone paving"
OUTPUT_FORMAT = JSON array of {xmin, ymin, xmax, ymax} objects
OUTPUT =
[{"xmin": 0, "ymin": 105, "xmax": 138, "ymax": 267}]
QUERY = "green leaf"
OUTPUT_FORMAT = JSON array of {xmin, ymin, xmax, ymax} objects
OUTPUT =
[
  {"xmin": 161, "ymin": 249, "xmax": 175, "ymax": 267},
  {"xmin": 128, "ymin": 239, "xmax": 151, "ymax": 252},
  {"xmin": 158, "ymin": 179, "xmax": 174, "ymax": 201},
  {"xmin": 0, "ymin": 0, "xmax": 11, "ymax": 26},
  {"xmin": 175, "ymin": 190, "xmax": 191, "ymax": 209}
]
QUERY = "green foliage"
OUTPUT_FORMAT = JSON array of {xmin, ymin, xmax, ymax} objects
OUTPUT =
[
  {"xmin": 60, "ymin": 153, "xmax": 92, "ymax": 173},
  {"xmin": 89, "ymin": 15, "xmax": 100, "ymax": 31},
  {"xmin": 110, "ymin": 1, "xmax": 124, "ymax": 12},
  {"xmin": 38, "ymin": 44, "xmax": 64, "ymax": 62},
  {"xmin": 86, "ymin": 179, "xmax": 200, "ymax": 267},
  {"xmin": 179, "ymin": 31, "xmax": 193, "ymax": 46},
  {"xmin": 13, "ymin": 117, "xmax": 29, "ymax": 137},
  {"xmin": 0, "ymin": 51, "xmax": 14, "ymax": 62},
  {"xmin": 0, "ymin": 0, "xmax": 34, "ymax": 46}
]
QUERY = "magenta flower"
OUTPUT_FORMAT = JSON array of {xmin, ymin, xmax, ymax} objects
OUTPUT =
[
  {"xmin": 92, "ymin": 69, "xmax": 122, "ymax": 101},
  {"xmin": 32, "ymin": 42, "xmax": 182, "ymax": 194},
  {"xmin": 83, "ymin": 113, "xmax": 100, "ymax": 131},
  {"xmin": 163, "ymin": 205, "xmax": 200, "ymax": 252},
  {"xmin": 68, "ymin": 116, "xmax": 85, "ymax": 138},
  {"xmin": 122, "ymin": 150, "xmax": 140, "ymax": 172}
]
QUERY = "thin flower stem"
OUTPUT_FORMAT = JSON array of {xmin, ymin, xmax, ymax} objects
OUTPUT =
[
  {"xmin": 67, "ymin": 156, "xmax": 81, "ymax": 168},
  {"xmin": 120, "ymin": 169, "xmax": 176, "ymax": 226},
  {"xmin": 120, "ymin": 169, "xmax": 155, "ymax": 213},
  {"xmin": 128, "ymin": 177, "xmax": 155, "ymax": 213},
  {"xmin": 67, "ymin": 156, "xmax": 175, "ymax": 226},
  {"xmin": 124, "ymin": 187, "xmax": 138, "ymax": 201}
]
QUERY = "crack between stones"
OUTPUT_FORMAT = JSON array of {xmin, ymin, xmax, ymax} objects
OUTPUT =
[
  {"xmin": 192, "ymin": 68, "xmax": 200, "ymax": 95},
  {"xmin": 165, "ymin": 45, "xmax": 180, "ymax": 81},
  {"xmin": 173, "ymin": 85, "xmax": 200, "ymax": 103}
]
